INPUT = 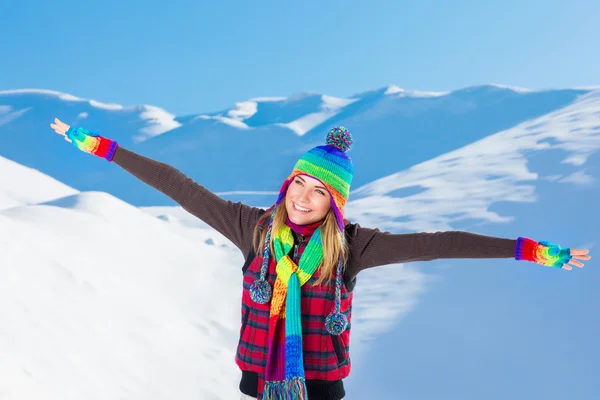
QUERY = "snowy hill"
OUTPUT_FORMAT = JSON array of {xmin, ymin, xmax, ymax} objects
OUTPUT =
[
  {"xmin": 0, "ymin": 155, "xmax": 78, "ymax": 211},
  {"xmin": 349, "ymin": 89, "xmax": 600, "ymax": 233},
  {"xmin": 1, "ymin": 84, "xmax": 599, "ymax": 399},
  {"xmin": 0, "ymin": 190, "xmax": 245, "ymax": 400}
]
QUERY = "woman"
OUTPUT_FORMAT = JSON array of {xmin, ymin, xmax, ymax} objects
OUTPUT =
[{"xmin": 49, "ymin": 118, "xmax": 590, "ymax": 400}]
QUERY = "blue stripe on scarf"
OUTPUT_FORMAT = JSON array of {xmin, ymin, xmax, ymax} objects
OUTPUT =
[{"xmin": 285, "ymin": 273, "xmax": 305, "ymax": 378}]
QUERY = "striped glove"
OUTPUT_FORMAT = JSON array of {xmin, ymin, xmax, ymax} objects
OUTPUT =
[
  {"xmin": 515, "ymin": 237, "xmax": 572, "ymax": 268},
  {"xmin": 65, "ymin": 126, "xmax": 118, "ymax": 162}
]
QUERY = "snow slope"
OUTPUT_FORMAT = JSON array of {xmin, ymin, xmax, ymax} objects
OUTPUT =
[
  {"xmin": 0, "ymin": 188, "xmax": 248, "ymax": 399},
  {"xmin": 0, "ymin": 155, "xmax": 78, "ymax": 211},
  {"xmin": 348, "ymin": 89, "xmax": 600, "ymax": 233}
]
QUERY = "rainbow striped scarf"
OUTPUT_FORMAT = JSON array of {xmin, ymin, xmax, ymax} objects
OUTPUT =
[{"xmin": 263, "ymin": 222, "xmax": 324, "ymax": 399}]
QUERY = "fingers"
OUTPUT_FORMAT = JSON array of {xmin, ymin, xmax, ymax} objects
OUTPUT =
[
  {"xmin": 571, "ymin": 249, "xmax": 591, "ymax": 263},
  {"xmin": 571, "ymin": 249, "xmax": 590, "ymax": 256},
  {"xmin": 572, "ymin": 254, "xmax": 591, "ymax": 261},
  {"xmin": 50, "ymin": 118, "xmax": 71, "ymax": 135},
  {"xmin": 64, "ymin": 136, "xmax": 72, "ymax": 143},
  {"xmin": 54, "ymin": 117, "xmax": 69, "ymax": 129},
  {"xmin": 50, "ymin": 123, "xmax": 67, "ymax": 136},
  {"xmin": 569, "ymin": 259, "xmax": 584, "ymax": 268},
  {"xmin": 561, "ymin": 257, "xmax": 586, "ymax": 271}
]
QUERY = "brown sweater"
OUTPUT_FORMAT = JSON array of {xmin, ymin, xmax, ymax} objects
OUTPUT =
[{"xmin": 112, "ymin": 146, "xmax": 517, "ymax": 279}]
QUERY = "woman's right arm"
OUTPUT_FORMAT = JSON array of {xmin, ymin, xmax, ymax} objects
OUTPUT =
[
  {"xmin": 112, "ymin": 146, "xmax": 265, "ymax": 255},
  {"xmin": 50, "ymin": 118, "xmax": 264, "ymax": 256}
]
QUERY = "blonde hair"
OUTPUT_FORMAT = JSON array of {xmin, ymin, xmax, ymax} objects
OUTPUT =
[{"xmin": 252, "ymin": 199, "xmax": 349, "ymax": 286}]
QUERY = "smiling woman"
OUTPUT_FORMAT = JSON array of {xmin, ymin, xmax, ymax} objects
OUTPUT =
[{"xmin": 49, "ymin": 118, "xmax": 590, "ymax": 400}]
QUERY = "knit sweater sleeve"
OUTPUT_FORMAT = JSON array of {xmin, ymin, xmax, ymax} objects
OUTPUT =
[
  {"xmin": 345, "ymin": 223, "xmax": 517, "ymax": 279},
  {"xmin": 112, "ymin": 146, "xmax": 265, "ymax": 256}
]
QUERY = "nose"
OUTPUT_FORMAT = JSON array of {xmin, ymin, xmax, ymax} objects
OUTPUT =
[{"xmin": 298, "ymin": 188, "xmax": 310, "ymax": 203}]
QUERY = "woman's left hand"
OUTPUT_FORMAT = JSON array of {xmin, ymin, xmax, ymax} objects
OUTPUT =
[{"xmin": 562, "ymin": 249, "xmax": 591, "ymax": 271}]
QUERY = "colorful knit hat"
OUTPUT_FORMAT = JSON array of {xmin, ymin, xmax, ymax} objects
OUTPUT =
[
  {"xmin": 250, "ymin": 126, "xmax": 355, "ymax": 336},
  {"xmin": 275, "ymin": 125, "xmax": 354, "ymax": 232}
]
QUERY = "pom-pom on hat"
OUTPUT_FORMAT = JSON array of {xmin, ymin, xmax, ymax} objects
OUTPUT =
[{"xmin": 274, "ymin": 126, "xmax": 354, "ymax": 231}]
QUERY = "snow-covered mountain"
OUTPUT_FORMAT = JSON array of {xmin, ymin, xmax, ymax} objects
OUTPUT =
[
  {"xmin": 0, "ymin": 84, "xmax": 592, "ymax": 208},
  {"xmin": 1, "ymin": 84, "xmax": 599, "ymax": 400}
]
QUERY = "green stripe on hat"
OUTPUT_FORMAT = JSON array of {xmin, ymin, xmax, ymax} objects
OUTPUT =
[
  {"xmin": 300, "ymin": 150, "xmax": 354, "ymax": 181},
  {"xmin": 294, "ymin": 159, "xmax": 351, "ymax": 199}
]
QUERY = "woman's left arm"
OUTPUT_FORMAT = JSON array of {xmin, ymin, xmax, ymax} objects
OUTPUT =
[{"xmin": 345, "ymin": 224, "xmax": 590, "ymax": 278}]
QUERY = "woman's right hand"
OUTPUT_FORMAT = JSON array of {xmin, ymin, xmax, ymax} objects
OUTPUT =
[
  {"xmin": 50, "ymin": 118, "xmax": 72, "ymax": 142},
  {"xmin": 50, "ymin": 117, "xmax": 119, "ymax": 162}
]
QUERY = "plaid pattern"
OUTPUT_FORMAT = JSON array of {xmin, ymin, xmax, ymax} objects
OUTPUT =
[{"xmin": 236, "ymin": 239, "xmax": 353, "ymax": 396}]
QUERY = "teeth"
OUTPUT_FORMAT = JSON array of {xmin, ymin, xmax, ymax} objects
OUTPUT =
[{"xmin": 294, "ymin": 203, "xmax": 311, "ymax": 212}]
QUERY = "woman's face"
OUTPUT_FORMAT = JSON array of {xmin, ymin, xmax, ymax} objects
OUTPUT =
[{"xmin": 285, "ymin": 174, "xmax": 332, "ymax": 225}]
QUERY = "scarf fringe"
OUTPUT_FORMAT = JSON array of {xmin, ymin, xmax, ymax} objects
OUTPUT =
[{"xmin": 263, "ymin": 378, "xmax": 308, "ymax": 400}]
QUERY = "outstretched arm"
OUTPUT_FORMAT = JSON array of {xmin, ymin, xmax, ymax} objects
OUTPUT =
[
  {"xmin": 345, "ymin": 223, "xmax": 590, "ymax": 280},
  {"xmin": 50, "ymin": 118, "xmax": 265, "ymax": 256},
  {"xmin": 112, "ymin": 146, "xmax": 265, "ymax": 255}
]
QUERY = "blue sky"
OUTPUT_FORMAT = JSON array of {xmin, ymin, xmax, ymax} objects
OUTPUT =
[{"xmin": 1, "ymin": 0, "xmax": 599, "ymax": 116}]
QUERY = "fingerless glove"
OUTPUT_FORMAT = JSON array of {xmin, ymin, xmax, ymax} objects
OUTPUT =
[
  {"xmin": 515, "ymin": 237, "xmax": 572, "ymax": 268},
  {"xmin": 65, "ymin": 126, "xmax": 118, "ymax": 161}
]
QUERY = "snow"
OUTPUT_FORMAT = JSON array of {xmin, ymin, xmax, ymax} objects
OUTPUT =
[
  {"xmin": 0, "ymin": 89, "xmax": 124, "ymax": 110},
  {"xmin": 227, "ymin": 100, "xmax": 259, "ymax": 121},
  {"xmin": 384, "ymin": 85, "xmax": 405, "ymax": 95},
  {"xmin": 193, "ymin": 114, "xmax": 250, "ymax": 129},
  {"xmin": 384, "ymin": 84, "xmax": 448, "ymax": 97},
  {"xmin": 87, "ymin": 99, "xmax": 124, "ymax": 111},
  {"xmin": 277, "ymin": 94, "xmax": 359, "ymax": 135},
  {"xmin": 349, "ymin": 89, "xmax": 600, "ymax": 233},
  {"xmin": 0, "ymin": 90, "xmax": 181, "ymax": 142},
  {"xmin": 192, "ymin": 98, "xmax": 263, "ymax": 129},
  {"xmin": 0, "ymin": 89, "xmax": 84, "ymax": 102},
  {"xmin": 0, "ymin": 192, "xmax": 245, "ymax": 400},
  {"xmin": 547, "ymin": 169, "xmax": 596, "ymax": 185},
  {"xmin": 134, "ymin": 105, "xmax": 183, "ymax": 142},
  {"xmin": 277, "ymin": 111, "xmax": 336, "ymax": 135},
  {"xmin": 192, "ymin": 94, "xmax": 359, "ymax": 134},
  {"xmin": 487, "ymin": 83, "xmax": 534, "ymax": 93},
  {"xmin": 0, "ymin": 105, "xmax": 31, "ymax": 127},
  {"xmin": 248, "ymin": 96, "xmax": 287, "ymax": 102},
  {"xmin": 321, "ymin": 94, "xmax": 357, "ymax": 109},
  {"xmin": 0, "ymin": 156, "xmax": 79, "ymax": 211}
]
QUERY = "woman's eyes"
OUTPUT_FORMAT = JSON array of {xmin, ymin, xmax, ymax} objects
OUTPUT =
[{"xmin": 295, "ymin": 180, "xmax": 325, "ymax": 196}]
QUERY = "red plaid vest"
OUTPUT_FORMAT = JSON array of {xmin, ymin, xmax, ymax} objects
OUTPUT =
[{"xmin": 235, "ymin": 226, "xmax": 355, "ymax": 383}]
